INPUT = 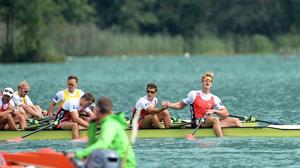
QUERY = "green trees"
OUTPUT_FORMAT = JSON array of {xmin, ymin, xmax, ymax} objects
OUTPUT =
[
  {"xmin": 0, "ymin": 0, "xmax": 64, "ymax": 62},
  {"xmin": 0, "ymin": 0, "xmax": 94, "ymax": 62},
  {"xmin": 1, "ymin": 0, "xmax": 300, "ymax": 62}
]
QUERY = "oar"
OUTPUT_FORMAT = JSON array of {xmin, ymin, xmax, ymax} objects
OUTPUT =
[
  {"xmin": 229, "ymin": 114, "xmax": 282, "ymax": 125},
  {"xmin": 26, "ymin": 122, "xmax": 51, "ymax": 129},
  {"xmin": 170, "ymin": 122, "xmax": 192, "ymax": 129},
  {"xmin": 186, "ymin": 118, "xmax": 205, "ymax": 140},
  {"xmin": 5, "ymin": 122, "xmax": 55, "ymax": 142},
  {"xmin": 27, "ymin": 117, "xmax": 52, "ymax": 125}
]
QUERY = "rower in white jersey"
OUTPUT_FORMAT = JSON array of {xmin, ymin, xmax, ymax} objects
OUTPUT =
[
  {"xmin": 53, "ymin": 93, "xmax": 95, "ymax": 139},
  {"xmin": 133, "ymin": 83, "xmax": 171, "ymax": 129},
  {"xmin": 13, "ymin": 80, "xmax": 44, "ymax": 119},
  {"xmin": 47, "ymin": 75, "xmax": 84, "ymax": 116},
  {"xmin": 0, "ymin": 88, "xmax": 27, "ymax": 130},
  {"xmin": 163, "ymin": 72, "xmax": 241, "ymax": 137}
]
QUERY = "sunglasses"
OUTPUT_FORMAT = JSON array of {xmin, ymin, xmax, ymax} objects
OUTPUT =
[
  {"xmin": 22, "ymin": 88, "xmax": 30, "ymax": 93},
  {"xmin": 147, "ymin": 90, "xmax": 156, "ymax": 94},
  {"xmin": 68, "ymin": 83, "xmax": 76, "ymax": 86},
  {"xmin": 4, "ymin": 89, "xmax": 13, "ymax": 94},
  {"xmin": 203, "ymin": 79, "xmax": 213, "ymax": 83}
]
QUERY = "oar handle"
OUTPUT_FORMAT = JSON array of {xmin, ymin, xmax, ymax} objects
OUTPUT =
[
  {"xmin": 228, "ymin": 114, "xmax": 244, "ymax": 120},
  {"xmin": 191, "ymin": 118, "xmax": 206, "ymax": 135},
  {"xmin": 192, "ymin": 122, "xmax": 202, "ymax": 135},
  {"xmin": 229, "ymin": 114, "xmax": 282, "ymax": 125}
]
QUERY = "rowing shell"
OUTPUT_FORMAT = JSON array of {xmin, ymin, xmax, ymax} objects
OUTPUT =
[{"xmin": 1, "ymin": 123, "xmax": 300, "ymax": 140}]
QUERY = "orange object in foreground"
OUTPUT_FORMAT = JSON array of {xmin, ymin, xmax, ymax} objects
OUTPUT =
[{"xmin": 0, "ymin": 148, "xmax": 75, "ymax": 168}]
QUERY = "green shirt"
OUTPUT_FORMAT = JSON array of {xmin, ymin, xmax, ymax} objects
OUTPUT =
[{"xmin": 75, "ymin": 113, "xmax": 136, "ymax": 168}]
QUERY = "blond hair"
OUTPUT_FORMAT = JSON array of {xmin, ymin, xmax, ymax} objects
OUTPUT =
[
  {"xmin": 201, "ymin": 71, "xmax": 214, "ymax": 82},
  {"xmin": 18, "ymin": 80, "xmax": 30, "ymax": 89}
]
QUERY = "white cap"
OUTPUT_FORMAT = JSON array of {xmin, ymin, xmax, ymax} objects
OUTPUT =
[{"xmin": 3, "ymin": 87, "xmax": 14, "ymax": 98}]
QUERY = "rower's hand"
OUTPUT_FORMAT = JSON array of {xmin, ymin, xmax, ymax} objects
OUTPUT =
[
  {"xmin": 66, "ymin": 152, "xmax": 75, "ymax": 159},
  {"xmin": 206, "ymin": 109, "xmax": 215, "ymax": 115},
  {"xmin": 161, "ymin": 101, "xmax": 169, "ymax": 108},
  {"xmin": 8, "ymin": 105, "xmax": 14, "ymax": 113}
]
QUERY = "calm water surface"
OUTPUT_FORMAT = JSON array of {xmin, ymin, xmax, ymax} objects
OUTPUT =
[{"xmin": 1, "ymin": 55, "xmax": 300, "ymax": 167}]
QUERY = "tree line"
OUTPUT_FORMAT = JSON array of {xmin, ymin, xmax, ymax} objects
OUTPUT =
[{"xmin": 1, "ymin": 0, "xmax": 300, "ymax": 62}]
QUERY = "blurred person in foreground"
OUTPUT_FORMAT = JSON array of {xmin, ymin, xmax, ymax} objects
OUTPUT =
[{"xmin": 68, "ymin": 97, "xmax": 136, "ymax": 168}]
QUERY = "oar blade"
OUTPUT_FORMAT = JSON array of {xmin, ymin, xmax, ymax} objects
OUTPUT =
[
  {"xmin": 6, "ymin": 137, "xmax": 24, "ymax": 143},
  {"xmin": 185, "ymin": 134, "xmax": 196, "ymax": 141},
  {"xmin": 72, "ymin": 136, "xmax": 88, "ymax": 143}
]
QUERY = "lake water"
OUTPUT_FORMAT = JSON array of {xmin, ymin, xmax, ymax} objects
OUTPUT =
[{"xmin": 1, "ymin": 55, "xmax": 300, "ymax": 167}]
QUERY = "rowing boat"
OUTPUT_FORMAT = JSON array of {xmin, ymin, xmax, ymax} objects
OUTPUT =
[
  {"xmin": 0, "ymin": 148, "xmax": 75, "ymax": 168},
  {"xmin": 1, "ymin": 121, "xmax": 300, "ymax": 140}
]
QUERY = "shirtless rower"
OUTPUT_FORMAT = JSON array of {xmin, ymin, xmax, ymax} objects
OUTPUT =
[
  {"xmin": 53, "ymin": 93, "xmax": 95, "ymax": 139},
  {"xmin": 163, "ymin": 72, "xmax": 241, "ymax": 137},
  {"xmin": 133, "ymin": 83, "xmax": 171, "ymax": 129}
]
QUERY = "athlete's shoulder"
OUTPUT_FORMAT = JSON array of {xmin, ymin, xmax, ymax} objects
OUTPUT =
[
  {"xmin": 12, "ymin": 93, "xmax": 21, "ymax": 102},
  {"xmin": 211, "ymin": 93, "xmax": 221, "ymax": 100},
  {"xmin": 77, "ymin": 89, "xmax": 84, "ymax": 94},
  {"xmin": 56, "ymin": 90, "xmax": 65, "ymax": 96},
  {"xmin": 25, "ymin": 95, "xmax": 31, "ymax": 100},
  {"xmin": 53, "ymin": 90, "xmax": 64, "ymax": 102},
  {"xmin": 137, "ymin": 96, "xmax": 148, "ymax": 102},
  {"xmin": 211, "ymin": 93, "xmax": 225, "ymax": 107},
  {"xmin": 13, "ymin": 92, "xmax": 21, "ymax": 99},
  {"xmin": 187, "ymin": 90, "xmax": 199, "ymax": 96}
]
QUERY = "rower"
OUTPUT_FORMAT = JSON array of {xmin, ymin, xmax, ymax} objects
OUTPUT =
[
  {"xmin": 53, "ymin": 93, "xmax": 95, "ymax": 139},
  {"xmin": 69, "ymin": 97, "xmax": 136, "ymax": 168},
  {"xmin": 133, "ymin": 83, "xmax": 171, "ymax": 129},
  {"xmin": 0, "ymin": 88, "xmax": 26, "ymax": 130},
  {"xmin": 47, "ymin": 75, "xmax": 84, "ymax": 116},
  {"xmin": 13, "ymin": 80, "xmax": 44, "ymax": 119},
  {"xmin": 163, "ymin": 72, "xmax": 241, "ymax": 137}
]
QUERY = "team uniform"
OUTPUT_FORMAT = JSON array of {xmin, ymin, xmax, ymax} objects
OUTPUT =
[
  {"xmin": 12, "ymin": 93, "xmax": 33, "ymax": 106},
  {"xmin": 133, "ymin": 96, "xmax": 157, "ymax": 119},
  {"xmin": 53, "ymin": 88, "xmax": 84, "ymax": 108},
  {"xmin": 54, "ymin": 98, "xmax": 91, "ymax": 129},
  {"xmin": 0, "ymin": 96, "xmax": 15, "ymax": 112},
  {"xmin": 182, "ymin": 90, "xmax": 225, "ymax": 120}
]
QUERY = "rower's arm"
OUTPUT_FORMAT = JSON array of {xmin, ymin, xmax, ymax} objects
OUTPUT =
[
  {"xmin": 87, "ymin": 120, "xmax": 98, "ymax": 145},
  {"xmin": 86, "ymin": 111, "xmax": 95, "ymax": 118},
  {"xmin": 70, "ymin": 110, "xmax": 88, "ymax": 128},
  {"xmin": 147, "ymin": 105, "xmax": 167, "ymax": 114},
  {"xmin": 20, "ymin": 104, "xmax": 42, "ymax": 118},
  {"xmin": 214, "ymin": 108, "xmax": 229, "ymax": 117},
  {"xmin": 0, "ymin": 109, "xmax": 12, "ymax": 117},
  {"xmin": 47, "ymin": 101, "xmax": 57, "ymax": 116},
  {"xmin": 167, "ymin": 101, "xmax": 186, "ymax": 110},
  {"xmin": 75, "ymin": 121, "xmax": 117, "ymax": 159}
]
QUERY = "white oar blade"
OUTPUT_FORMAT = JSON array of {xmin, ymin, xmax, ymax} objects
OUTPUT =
[
  {"xmin": 268, "ymin": 125, "xmax": 300, "ymax": 130},
  {"xmin": 131, "ymin": 109, "xmax": 141, "ymax": 144}
]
